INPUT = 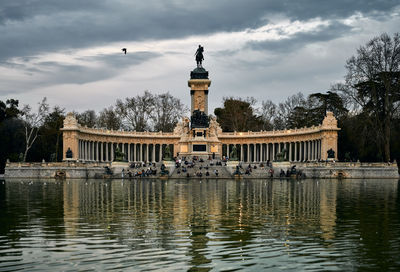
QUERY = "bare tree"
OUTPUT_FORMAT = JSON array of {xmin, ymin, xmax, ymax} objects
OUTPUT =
[
  {"xmin": 260, "ymin": 100, "xmax": 277, "ymax": 130},
  {"xmin": 75, "ymin": 110, "xmax": 97, "ymax": 127},
  {"xmin": 97, "ymin": 106, "xmax": 121, "ymax": 130},
  {"xmin": 276, "ymin": 92, "xmax": 306, "ymax": 129},
  {"xmin": 116, "ymin": 91, "xmax": 155, "ymax": 131},
  {"xmin": 338, "ymin": 33, "xmax": 400, "ymax": 161},
  {"xmin": 21, "ymin": 97, "xmax": 49, "ymax": 162},
  {"xmin": 153, "ymin": 92, "xmax": 188, "ymax": 132}
]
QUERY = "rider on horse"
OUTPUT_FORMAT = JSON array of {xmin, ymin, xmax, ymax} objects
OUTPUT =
[{"xmin": 195, "ymin": 45, "xmax": 204, "ymax": 68}]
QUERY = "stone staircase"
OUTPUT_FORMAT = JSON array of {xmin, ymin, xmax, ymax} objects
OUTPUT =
[{"xmin": 169, "ymin": 162, "xmax": 232, "ymax": 178}]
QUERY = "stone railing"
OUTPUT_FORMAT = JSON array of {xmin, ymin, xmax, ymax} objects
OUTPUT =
[
  {"xmin": 219, "ymin": 125, "xmax": 322, "ymax": 138},
  {"xmin": 76, "ymin": 126, "xmax": 179, "ymax": 138},
  {"xmin": 6, "ymin": 161, "xmax": 111, "ymax": 168}
]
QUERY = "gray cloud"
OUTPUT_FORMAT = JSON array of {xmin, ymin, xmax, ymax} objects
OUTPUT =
[
  {"xmin": 0, "ymin": 0, "xmax": 398, "ymax": 62},
  {"xmin": 39, "ymin": 51, "xmax": 160, "ymax": 84},
  {"xmin": 247, "ymin": 21, "xmax": 353, "ymax": 53}
]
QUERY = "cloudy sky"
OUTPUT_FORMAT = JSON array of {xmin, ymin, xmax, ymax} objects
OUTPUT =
[{"xmin": 0, "ymin": 0, "xmax": 399, "ymax": 114}]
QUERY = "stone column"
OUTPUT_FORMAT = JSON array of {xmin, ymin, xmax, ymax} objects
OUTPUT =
[
  {"xmin": 318, "ymin": 140, "xmax": 321, "ymax": 160},
  {"xmin": 146, "ymin": 144, "xmax": 149, "ymax": 162},
  {"xmin": 311, "ymin": 141, "xmax": 314, "ymax": 161},
  {"xmin": 289, "ymin": 142, "xmax": 292, "ymax": 162},
  {"xmin": 152, "ymin": 144, "xmax": 156, "ymax": 162},
  {"xmin": 284, "ymin": 142, "xmax": 287, "ymax": 160},
  {"xmin": 110, "ymin": 143, "xmax": 114, "ymax": 162},
  {"xmin": 99, "ymin": 142, "xmax": 103, "ymax": 162},
  {"xmin": 159, "ymin": 144, "xmax": 162, "ymax": 162},
  {"xmin": 300, "ymin": 142, "xmax": 304, "ymax": 161},
  {"xmin": 78, "ymin": 140, "xmax": 81, "ymax": 160},
  {"xmin": 133, "ymin": 143, "xmax": 136, "ymax": 162},
  {"xmin": 272, "ymin": 143, "xmax": 275, "ymax": 161},
  {"xmin": 295, "ymin": 142, "xmax": 297, "ymax": 162},
  {"xmin": 83, "ymin": 141, "xmax": 87, "ymax": 161},
  {"xmin": 140, "ymin": 144, "xmax": 143, "ymax": 162},
  {"xmin": 240, "ymin": 145, "xmax": 244, "ymax": 161},
  {"xmin": 247, "ymin": 144, "xmax": 250, "ymax": 162},
  {"xmin": 266, "ymin": 143, "xmax": 269, "ymax": 161},
  {"xmin": 104, "ymin": 142, "xmax": 108, "ymax": 161}
]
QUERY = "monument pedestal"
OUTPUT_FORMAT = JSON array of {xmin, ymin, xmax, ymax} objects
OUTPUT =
[
  {"xmin": 111, "ymin": 161, "xmax": 129, "ymax": 174},
  {"xmin": 272, "ymin": 161, "xmax": 291, "ymax": 170}
]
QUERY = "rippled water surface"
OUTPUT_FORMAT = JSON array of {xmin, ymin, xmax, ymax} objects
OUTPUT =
[{"xmin": 0, "ymin": 178, "xmax": 399, "ymax": 271}]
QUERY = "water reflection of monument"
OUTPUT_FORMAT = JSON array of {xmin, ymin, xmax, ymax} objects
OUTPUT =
[{"xmin": 62, "ymin": 179, "xmax": 338, "ymax": 262}]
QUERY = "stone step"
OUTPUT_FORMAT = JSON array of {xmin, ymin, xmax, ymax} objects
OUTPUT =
[{"xmin": 170, "ymin": 164, "xmax": 232, "ymax": 178}]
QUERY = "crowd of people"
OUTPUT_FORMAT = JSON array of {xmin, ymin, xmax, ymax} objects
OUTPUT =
[
  {"xmin": 105, "ymin": 157, "xmax": 304, "ymax": 179},
  {"xmin": 174, "ymin": 156, "xmax": 221, "ymax": 178}
]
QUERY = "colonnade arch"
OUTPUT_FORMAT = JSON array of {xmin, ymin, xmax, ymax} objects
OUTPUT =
[
  {"xmin": 221, "ymin": 140, "xmax": 322, "ymax": 163},
  {"xmin": 77, "ymin": 140, "xmax": 174, "ymax": 163}
]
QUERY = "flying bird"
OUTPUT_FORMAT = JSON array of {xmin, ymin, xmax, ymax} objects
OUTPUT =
[{"xmin": 122, "ymin": 48, "xmax": 127, "ymax": 54}]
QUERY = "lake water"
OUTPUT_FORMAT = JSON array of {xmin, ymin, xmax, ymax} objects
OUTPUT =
[{"xmin": 0, "ymin": 178, "xmax": 399, "ymax": 271}]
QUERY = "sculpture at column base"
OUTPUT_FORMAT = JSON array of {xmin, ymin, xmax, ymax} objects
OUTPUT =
[{"xmin": 191, "ymin": 109, "xmax": 210, "ymax": 128}]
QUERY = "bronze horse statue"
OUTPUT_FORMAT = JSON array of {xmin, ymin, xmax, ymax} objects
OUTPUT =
[{"xmin": 195, "ymin": 45, "xmax": 204, "ymax": 68}]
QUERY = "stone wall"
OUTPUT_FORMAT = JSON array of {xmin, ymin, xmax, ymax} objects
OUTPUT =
[
  {"xmin": 5, "ymin": 162, "xmax": 110, "ymax": 179},
  {"xmin": 229, "ymin": 162, "xmax": 399, "ymax": 179},
  {"xmin": 5, "ymin": 161, "xmax": 399, "ymax": 179}
]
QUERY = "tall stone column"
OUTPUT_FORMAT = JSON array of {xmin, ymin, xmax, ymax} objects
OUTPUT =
[
  {"xmin": 111, "ymin": 143, "xmax": 114, "ymax": 162},
  {"xmin": 310, "ymin": 141, "xmax": 313, "ymax": 161},
  {"xmin": 146, "ymin": 144, "xmax": 149, "ymax": 162},
  {"xmin": 100, "ymin": 142, "xmax": 103, "ymax": 162},
  {"xmin": 84, "ymin": 140, "xmax": 89, "ymax": 161},
  {"xmin": 133, "ymin": 143, "xmax": 136, "ymax": 161},
  {"xmin": 246, "ymin": 144, "xmax": 250, "ymax": 162},
  {"xmin": 159, "ymin": 144, "xmax": 162, "ymax": 162},
  {"xmin": 139, "ymin": 144, "xmax": 143, "ymax": 162},
  {"xmin": 272, "ymin": 143, "xmax": 275, "ymax": 161},
  {"xmin": 289, "ymin": 142, "xmax": 292, "ymax": 162},
  {"xmin": 266, "ymin": 143, "xmax": 269, "ymax": 161},
  {"xmin": 78, "ymin": 140, "xmax": 81, "ymax": 160},
  {"xmin": 105, "ymin": 142, "xmax": 108, "ymax": 161},
  {"xmin": 240, "ymin": 145, "xmax": 244, "ymax": 161},
  {"xmin": 152, "ymin": 144, "xmax": 156, "ymax": 162},
  {"xmin": 188, "ymin": 69, "xmax": 211, "ymax": 115}
]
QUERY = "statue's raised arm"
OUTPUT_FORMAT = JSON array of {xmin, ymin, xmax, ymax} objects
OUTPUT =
[{"xmin": 195, "ymin": 45, "xmax": 204, "ymax": 68}]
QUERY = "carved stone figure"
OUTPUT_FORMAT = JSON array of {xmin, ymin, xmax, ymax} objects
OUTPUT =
[
  {"xmin": 209, "ymin": 117, "xmax": 221, "ymax": 137},
  {"xmin": 195, "ymin": 94, "xmax": 204, "ymax": 111}
]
